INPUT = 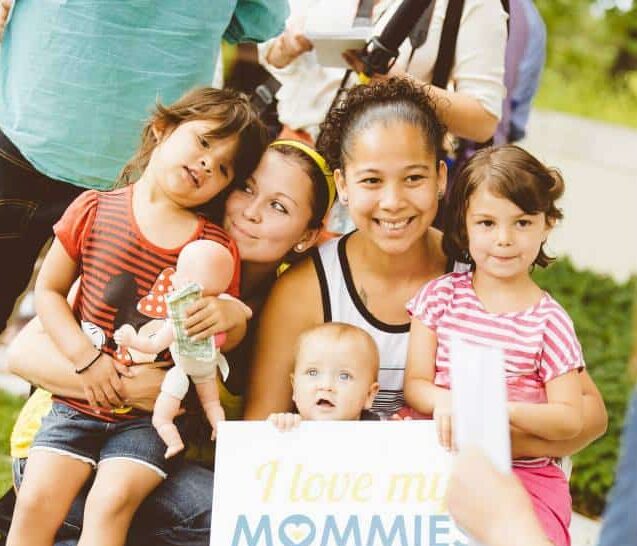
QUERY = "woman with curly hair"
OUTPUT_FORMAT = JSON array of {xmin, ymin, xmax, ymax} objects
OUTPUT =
[
  {"xmin": 244, "ymin": 78, "xmax": 607, "ymax": 462},
  {"xmin": 245, "ymin": 77, "xmax": 448, "ymax": 418}
]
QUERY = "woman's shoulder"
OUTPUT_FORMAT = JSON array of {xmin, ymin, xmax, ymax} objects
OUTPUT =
[
  {"xmin": 257, "ymin": 255, "xmax": 324, "ymax": 349},
  {"xmin": 273, "ymin": 254, "xmax": 321, "ymax": 296}
]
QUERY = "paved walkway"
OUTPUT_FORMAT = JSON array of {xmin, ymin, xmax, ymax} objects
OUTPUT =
[{"xmin": 522, "ymin": 110, "xmax": 637, "ymax": 283}]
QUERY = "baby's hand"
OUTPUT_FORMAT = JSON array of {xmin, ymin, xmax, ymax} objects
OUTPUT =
[
  {"xmin": 268, "ymin": 413, "xmax": 302, "ymax": 432},
  {"xmin": 113, "ymin": 324, "xmax": 136, "ymax": 346},
  {"xmin": 433, "ymin": 402, "xmax": 455, "ymax": 451}
]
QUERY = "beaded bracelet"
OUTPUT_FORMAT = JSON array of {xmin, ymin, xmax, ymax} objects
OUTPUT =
[{"xmin": 75, "ymin": 350, "xmax": 103, "ymax": 374}]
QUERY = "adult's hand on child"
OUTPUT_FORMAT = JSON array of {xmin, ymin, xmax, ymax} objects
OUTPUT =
[
  {"xmin": 341, "ymin": 50, "xmax": 382, "ymax": 80},
  {"xmin": 341, "ymin": 49, "xmax": 410, "ymax": 83},
  {"xmin": 268, "ymin": 412, "xmax": 302, "ymax": 432},
  {"xmin": 76, "ymin": 352, "xmax": 124, "ymax": 409},
  {"xmin": 185, "ymin": 296, "xmax": 247, "ymax": 341},
  {"xmin": 120, "ymin": 364, "xmax": 168, "ymax": 412}
]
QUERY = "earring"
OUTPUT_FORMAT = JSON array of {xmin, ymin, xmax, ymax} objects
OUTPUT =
[
  {"xmin": 341, "ymin": 195, "xmax": 348, "ymax": 205},
  {"xmin": 437, "ymin": 190, "xmax": 445, "ymax": 201},
  {"xmin": 294, "ymin": 243, "xmax": 305, "ymax": 253}
]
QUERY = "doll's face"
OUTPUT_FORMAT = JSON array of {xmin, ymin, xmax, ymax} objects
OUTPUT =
[{"xmin": 175, "ymin": 240, "xmax": 234, "ymax": 295}]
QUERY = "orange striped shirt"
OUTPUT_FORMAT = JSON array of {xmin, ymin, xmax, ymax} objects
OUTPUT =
[{"xmin": 52, "ymin": 185, "xmax": 240, "ymax": 421}]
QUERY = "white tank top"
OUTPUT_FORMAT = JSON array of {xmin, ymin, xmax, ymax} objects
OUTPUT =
[{"xmin": 313, "ymin": 234, "xmax": 410, "ymax": 417}]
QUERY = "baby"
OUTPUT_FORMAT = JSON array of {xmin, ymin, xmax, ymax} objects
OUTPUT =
[{"xmin": 269, "ymin": 322, "xmax": 380, "ymax": 430}]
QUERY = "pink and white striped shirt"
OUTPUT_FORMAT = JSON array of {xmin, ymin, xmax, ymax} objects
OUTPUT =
[{"xmin": 407, "ymin": 271, "xmax": 585, "ymax": 468}]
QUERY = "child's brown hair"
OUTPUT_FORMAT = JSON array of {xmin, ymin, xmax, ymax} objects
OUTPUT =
[
  {"xmin": 316, "ymin": 77, "xmax": 446, "ymax": 173},
  {"xmin": 117, "ymin": 87, "xmax": 267, "ymax": 190},
  {"xmin": 443, "ymin": 144, "xmax": 565, "ymax": 268}
]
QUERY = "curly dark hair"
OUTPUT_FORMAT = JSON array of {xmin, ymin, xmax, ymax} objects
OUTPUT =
[
  {"xmin": 443, "ymin": 144, "xmax": 565, "ymax": 268},
  {"xmin": 315, "ymin": 77, "xmax": 446, "ymax": 173}
]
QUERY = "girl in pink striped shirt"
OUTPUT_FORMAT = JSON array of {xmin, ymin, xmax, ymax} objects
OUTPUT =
[{"xmin": 404, "ymin": 145, "xmax": 584, "ymax": 546}]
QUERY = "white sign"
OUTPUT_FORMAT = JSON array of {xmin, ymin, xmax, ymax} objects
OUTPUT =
[
  {"xmin": 211, "ymin": 421, "xmax": 469, "ymax": 546},
  {"xmin": 303, "ymin": 0, "xmax": 373, "ymax": 68},
  {"xmin": 450, "ymin": 337, "xmax": 511, "ymax": 546},
  {"xmin": 450, "ymin": 337, "xmax": 511, "ymax": 473}
]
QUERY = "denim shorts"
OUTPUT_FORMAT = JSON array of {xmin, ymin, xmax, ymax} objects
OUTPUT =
[
  {"xmin": 31, "ymin": 402, "xmax": 182, "ymax": 478},
  {"xmin": 13, "ymin": 457, "xmax": 214, "ymax": 546}
]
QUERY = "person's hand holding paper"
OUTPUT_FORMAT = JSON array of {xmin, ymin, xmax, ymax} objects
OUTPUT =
[{"xmin": 265, "ymin": 15, "xmax": 313, "ymax": 69}]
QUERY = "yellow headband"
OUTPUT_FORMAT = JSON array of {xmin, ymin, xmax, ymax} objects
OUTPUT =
[{"xmin": 269, "ymin": 139, "xmax": 336, "ymax": 213}]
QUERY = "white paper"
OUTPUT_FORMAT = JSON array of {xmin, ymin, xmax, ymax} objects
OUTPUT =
[
  {"xmin": 449, "ymin": 336, "xmax": 511, "ymax": 546},
  {"xmin": 304, "ymin": 0, "xmax": 362, "ymax": 33},
  {"xmin": 304, "ymin": 0, "xmax": 373, "ymax": 68}
]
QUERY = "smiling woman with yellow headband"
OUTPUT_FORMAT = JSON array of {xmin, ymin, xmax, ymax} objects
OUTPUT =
[{"xmin": 5, "ymin": 138, "xmax": 335, "ymax": 544}]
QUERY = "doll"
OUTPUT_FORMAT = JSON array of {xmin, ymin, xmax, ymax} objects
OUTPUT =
[{"xmin": 114, "ymin": 239, "xmax": 238, "ymax": 458}]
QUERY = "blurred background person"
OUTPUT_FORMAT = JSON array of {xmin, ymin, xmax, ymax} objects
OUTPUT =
[
  {"xmin": 258, "ymin": 0, "xmax": 507, "ymax": 144},
  {"xmin": 0, "ymin": 0, "xmax": 288, "ymax": 340}
]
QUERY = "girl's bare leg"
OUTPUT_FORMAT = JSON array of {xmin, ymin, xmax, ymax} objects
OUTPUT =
[
  {"xmin": 7, "ymin": 450, "xmax": 93, "ymax": 546},
  {"xmin": 77, "ymin": 459, "xmax": 163, "ymax": 546}
]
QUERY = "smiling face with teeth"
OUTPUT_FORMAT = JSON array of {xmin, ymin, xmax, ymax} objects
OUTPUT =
[
  {"xmin": 334, "ymin": 121, "xmax": 446, "ymax": 257},
  {"xmin": 291, "ymin": 324, "xmax": 380, "ymax": 421}
]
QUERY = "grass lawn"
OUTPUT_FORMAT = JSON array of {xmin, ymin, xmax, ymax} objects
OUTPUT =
[
  {"xmin": 0, "ymin": 391, "xmax": 24, "ymax": 494},
  {"xmin": 536, "ymin": 67, "xmax": 637, "ymax": 129}
]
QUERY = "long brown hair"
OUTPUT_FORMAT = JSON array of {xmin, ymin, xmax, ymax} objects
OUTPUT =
[
  {"xmin": 443, "ymin": 145, "xmax": 565, "ymax": 268},
  {"xmin": 117, "ymin": 87, "xmax": 267, "ymax": 192}
]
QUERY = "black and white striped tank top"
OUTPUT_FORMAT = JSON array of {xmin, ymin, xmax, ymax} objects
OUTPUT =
[{"xmin": 312, "ymin": 234, "xmax": 410, "ymax": 418}]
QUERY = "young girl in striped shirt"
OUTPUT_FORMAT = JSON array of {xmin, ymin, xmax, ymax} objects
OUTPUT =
[
  {"xmin": 7, "ymin": 87, "xmax": 266, "ymax": 546},
  {"xmin": 404, "ymin": 145, "xmax": 584, "ymax": 546}
]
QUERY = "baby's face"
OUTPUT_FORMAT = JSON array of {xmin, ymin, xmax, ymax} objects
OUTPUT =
[{"xmin": 292, "ymin": 335, "xmax": 379, "ymax": 421}]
